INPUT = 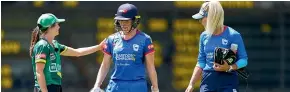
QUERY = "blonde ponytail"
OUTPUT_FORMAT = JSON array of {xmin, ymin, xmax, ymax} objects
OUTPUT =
[{"xmin": 205, "ymin": 1, "xmax": 224, "ymax": 36}]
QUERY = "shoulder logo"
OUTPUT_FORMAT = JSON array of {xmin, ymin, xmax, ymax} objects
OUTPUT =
[
  {"xmin": 148, "ymin": 44, "xmax": 154, "ymax": 50},
  {"xmin": 36, "ymin": 53, "xmax": 46, "ymax": 59},
  {"xmin": 103, "ymin": 44, "xmax": 108, "ymax": 49}
]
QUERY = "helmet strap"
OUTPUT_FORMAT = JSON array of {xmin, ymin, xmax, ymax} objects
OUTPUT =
[
  {"xmin": 114, "ymin": 17, "xmax": 140, "ymax": 35},
  {"xmin": 128, "ymin": 17, "xmax": 140, "ymax": 33}
]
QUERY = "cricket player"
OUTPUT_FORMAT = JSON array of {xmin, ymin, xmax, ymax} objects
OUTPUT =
[
  {"xmin": 90, "ymin": 3, "xmax": 159, "ymax": 92},
  {"xmin": 30, "ymin": 13, "xmax": 105, "ymax": 92},
  {"xmin": 185, "ymin": 1, "xmax": 248, "ymax": 92}
]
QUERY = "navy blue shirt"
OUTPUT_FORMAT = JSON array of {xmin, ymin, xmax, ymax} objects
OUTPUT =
[{"xmin": 103, "ymin": 30, "xmax": 155, "ymax": 80}]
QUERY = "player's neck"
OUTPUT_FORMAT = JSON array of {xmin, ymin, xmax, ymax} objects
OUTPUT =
[
  {"xmin": 123, "ymin": 29, "xmax": 137, "ymax": 40},
  {"xmin": 42, "ymin": 34, "xmax": 55, "ymax": 44},
  {"xmin": 213, "ymin": 26, "xmax": 224, "ymax": 35}
]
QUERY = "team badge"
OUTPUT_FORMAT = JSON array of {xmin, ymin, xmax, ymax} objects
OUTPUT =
[
  {"xmin": 222, "ymin": 38, "xmax": 228, "ymax": 45},
  {"xmin": 133, "ymin": 44, "xmax": 139, "ymax": 51}
]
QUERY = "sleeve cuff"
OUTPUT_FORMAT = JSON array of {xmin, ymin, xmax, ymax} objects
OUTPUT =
[
  {"xmin": 236, "ymin": 58, "xmax": 248, "ymax": 69},
  {"xmin": 60, "ymin": 46, "xmax": 68, "ymax": 55},
  {"xmin": 145, "ymin": 50, "xmax": 155, "ymax": 56},
  {"xmin": 102, "ymin": 50, "xmax": 111, "ymax": 56},
  {"xmin": 196, "ymin": 62, "xmax": 205, "ymax": 69},
  {"xmin": 35, "ymin": 59, "xmax": 46, "ymax": 63},
  {"xmin": 195, "ymin": 66, "xmax": 203, "ymax": 70}
]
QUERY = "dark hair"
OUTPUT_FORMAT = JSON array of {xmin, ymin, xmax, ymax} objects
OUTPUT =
[{"xmin": 29, "ymin": 24, "xmax": 50, "ymax": 57}]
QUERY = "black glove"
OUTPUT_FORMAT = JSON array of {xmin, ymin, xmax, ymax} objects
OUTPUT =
[
  {"xmin": 214, "ymin": 47, "xmax": 250, "ymax": 79},
  {"xmin": 214, "ymin": 47, "xmax": 237, "ymax": 65}
]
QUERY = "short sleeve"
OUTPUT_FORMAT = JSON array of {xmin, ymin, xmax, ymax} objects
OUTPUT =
[
  {"xmin": 144, "ymin": 36, "xmax": 155, "ymax": 56},
  {"xmin": 53, "ymin": 40, "xmax": 68, "ymax": 55},
  {"xmin": 34, "ymin": 45, "xmax": 50, "ymax": 64},
  {"xmin": 59, "ymin": 43, "xmax": 68, "ymax": 55},
  {"xmin": 102, "ymin": 38, "xmax": 112, "ymax": 56}
]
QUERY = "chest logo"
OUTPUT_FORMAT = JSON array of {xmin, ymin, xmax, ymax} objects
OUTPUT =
[
  {"xmin": 222, "ymin": 38, "xmax": 228, "ymax": 45},
  {"xmin": 50, "ymin": 53, "xmax": 56, "ymax": 60},
  {"xmin": 133, "ymin": 44, "xmax": 139, "ymax": 51},
  {"xmin": 49, "ymin": 63, "xmax": 61, "ymax": 72}
]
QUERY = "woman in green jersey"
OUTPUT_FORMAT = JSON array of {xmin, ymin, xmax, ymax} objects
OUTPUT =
[{"xmin": 30, "ymin": 13, "xmax": 105, "ymax": 92}]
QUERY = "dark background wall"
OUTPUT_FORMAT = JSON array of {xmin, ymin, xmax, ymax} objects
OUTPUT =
[{"xmin": 1, "ymin": 1, "xmax": 290, "ymax": 92}]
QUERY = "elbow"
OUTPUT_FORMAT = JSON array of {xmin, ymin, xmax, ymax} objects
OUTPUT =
[
  {"xmin": 74, "ymin": 50, "xmax": 82, "ymax": 57},
  {"xmin": 146, "ymin": 64, "xmax": 157, "ymax": 73},
  {"xmin": 148, "ymin": 67, "xmax": 157, "ymax": 72},
  {"xmin": 102, "ymin": 61, "xmax": 110, "ymax": 69},
  {"xmin": 101, "ymin": 58, "xmax": 112, "ymax": 69},
  {"xmin": 147, "ymin": 68, "xmax": 157, "ymax": 76},
  {"xmin": 36, "ymin": 66, "xmax": 44, "ymax": 74},
  {"xmin": 75, "ymin": 54, "xmax": 81, "ymax": 57},
  {"xmin": 36, "ymin": 70, "xmax": 44, "ymax": 77}
]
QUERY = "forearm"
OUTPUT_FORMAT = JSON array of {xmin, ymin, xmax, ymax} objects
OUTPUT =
[
  {"xmin": 188, "ymin": 67, "xmax": 202, "ymax": 86},
  {"xmin": 235, "ymin": 58, "xmax": 248, "ymax": 69},
  {"xmin": 36, "ymin": 72, "xmax": 48, "ymax": 92},
  {"xmin": 76, "ymin": 45, "xmax": 101, "ymax": 56},
  {"xmin": 147, "ymin": 67, "xmax": 159, "ymax": 88},
  {"xmin": 94, "ymin": 61, "xmax": 110, "ymax": 87}
]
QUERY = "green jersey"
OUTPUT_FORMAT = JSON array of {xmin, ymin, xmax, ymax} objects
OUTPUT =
[{"xmin": 32, "ymin": 39, "xmax": 67, "ymax": 87}]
